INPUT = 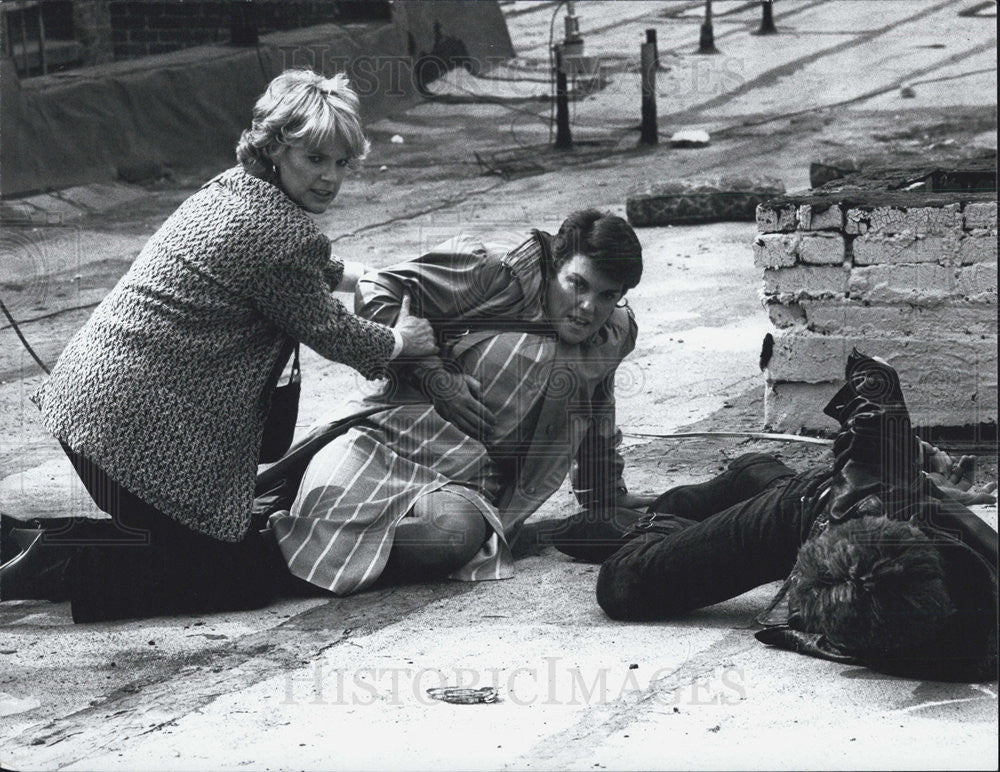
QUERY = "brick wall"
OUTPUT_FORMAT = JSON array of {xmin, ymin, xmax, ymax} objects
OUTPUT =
[
  {"xmin": 106, "ymin": 1, "xmax": 387, "ymax": 60},
  {"xmin": 73, "ymin": 1, "xmax": 115, "ymax": 65},
  {"xmin": 756, "ymin": 160, "xmax": 997, "ymax": 432}
]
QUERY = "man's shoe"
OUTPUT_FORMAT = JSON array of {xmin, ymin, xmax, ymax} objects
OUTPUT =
[{"xmin": 546, "ymin": 508, "xmax": 645, "ymax": 563}]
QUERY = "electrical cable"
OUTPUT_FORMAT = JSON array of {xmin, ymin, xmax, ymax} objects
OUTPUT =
[
  {"xmin": 0, "ymin": 296, "xmax": 51, "ymax": 374},
  {"xmin": 623, "ymin": 430, "xmax": 833, "ymax": 446}
]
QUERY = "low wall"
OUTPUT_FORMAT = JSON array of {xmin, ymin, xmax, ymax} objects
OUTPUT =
[
  {"xmin": 0, "ymin": 1, "xmax": 512, "ymax": 197},
  {"xmin": 756, "ymin": 158, "xmax": 998, "ymax": 433}
]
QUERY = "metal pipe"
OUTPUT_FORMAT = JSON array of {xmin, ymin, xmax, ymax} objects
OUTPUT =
[
  {"xmin": 624, "ymin": 430, "xmax": 833, "ymax": 446},
  {"xmin": 37, "ymin": 0, "xmax": 46, "ymax": 75},
  {"xmin": 646, "ymin": 27, "xmax": 659, "ymax": 69},
  {"xmin": 639, "ymin": 40, "xmax": 657, "ymax": 145},
  {"xmin": 554, "ymin": 44, "xmax": 572, "ymax": 150},
  {"xmin": 697, "ymin": 0, "xmax": 719, "ymax": 54},
  {"xmin": 754, "ymin": 0, "xmax": 778, "ymax": 35}
]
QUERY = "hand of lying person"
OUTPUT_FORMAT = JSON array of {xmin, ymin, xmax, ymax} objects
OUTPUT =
[
  {"xmin": 616, "ymin": 491, "xmax": 658, "ymax": 511},
  {"xmin": 424, "ymin": 370, "xmax": 495, "ymax": 441},
  {"xmin": 924, "ymin": 450, "xmax": 998, "ymax": 505}
]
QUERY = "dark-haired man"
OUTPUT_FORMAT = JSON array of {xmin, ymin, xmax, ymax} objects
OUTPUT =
[{"xmin": 255, "ymin": 210, "xmax": 648, "ymax": 596}]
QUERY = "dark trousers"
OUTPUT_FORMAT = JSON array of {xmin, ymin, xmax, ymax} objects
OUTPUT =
[
  {"xmin": 55, "ymin": 445, "xmax": 273, "ymax": 622},
  {"xmin": 596, "ymin": 453, "xmax": 827, "ymax": 621}
]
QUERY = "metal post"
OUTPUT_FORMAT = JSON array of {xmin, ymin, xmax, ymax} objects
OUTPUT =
[
  {"xmin": 646, "ymin": 28, "xmax": 659, "ymax": 69},
  {"xmin": 754, "ymin": 0, "xmax": 778, "ymax": 35},
  {"xmin": 37, "ymin": 1, "xmax": 46, "ymax": 75},
  {"xmin": 697, "ymin": 0, "xmax": 718, "ymax": 54},
  {"xmin": 18, "ymin": 1, "xmax": 30, "ymax": 75},
  {"xmin": 554, "ymin": 45, "xmax": 572, "ymax": 150},
  {"xmin": 639, "ymin": 40, "xmax": 657, "ymax": 145}
]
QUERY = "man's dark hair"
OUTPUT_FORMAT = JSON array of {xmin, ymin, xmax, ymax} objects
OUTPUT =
[
  {"xmin": 549, "ymin": 209, "xmax": 643, "ymax": 291},
  {"xmin": 788, "ymin": 516, "xmax": 955, "ymax": 661}
]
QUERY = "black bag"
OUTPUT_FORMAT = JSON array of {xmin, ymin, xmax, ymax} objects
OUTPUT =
[{"xmin": 259, "ymin": 342, "xmax": 300, "ymax": 464}]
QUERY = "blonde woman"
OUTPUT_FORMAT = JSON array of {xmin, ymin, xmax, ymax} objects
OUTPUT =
[{"xmin": 2, "ymin": 70, "xmax": 436, "ymax": 621}]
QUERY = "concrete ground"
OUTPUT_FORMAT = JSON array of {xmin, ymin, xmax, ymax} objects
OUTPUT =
[{"xmin": 1, "ymin": 1, "xmax": 997, "ymax": 769}]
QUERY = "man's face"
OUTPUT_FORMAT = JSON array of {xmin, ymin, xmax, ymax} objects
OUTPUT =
[
  {"xmin": 271, "ymin": 135, "xmax": 351, "ymax": 213},
  {"xmin": 544, "ymin": 254, "xmax": 624, "ymax": 344}
]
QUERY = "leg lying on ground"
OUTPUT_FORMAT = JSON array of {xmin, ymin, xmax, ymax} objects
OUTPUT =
[
  {"xmin": 380, "ymin": 489, "xmax": 488, "ymax": 583},
  {"xmin": 597, "ymin": 471, "xmax": 816, "ymax": 621},
  {"xmin": 648, "ymin": 452, "xmax": 797, "ymax": 520},
  {"xmin": 548, "ymin": 453, "xmax": 798, "ymax": 564}
]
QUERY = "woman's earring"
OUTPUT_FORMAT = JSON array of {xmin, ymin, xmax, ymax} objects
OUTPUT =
[{"xmin": 616, "ymin": 297, "xmax": 630, "ymax": 308}]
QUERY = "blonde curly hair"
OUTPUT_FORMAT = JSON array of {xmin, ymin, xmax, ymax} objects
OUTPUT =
[{"xmin": 236, "ymin": 69, "xmax": 371, "ymax": 179}]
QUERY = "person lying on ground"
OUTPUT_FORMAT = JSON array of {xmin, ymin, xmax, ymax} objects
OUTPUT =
[
  {"xmin": 0, "ymin": 69, "xmax": 437, "ymax": 622},
  {"xmin": 560, "ymin": 349, "xmax": 997, "ymax": 682},
  {"xmin": 252, "ymin": 209, "xmax": 647, "ymax": 596}
]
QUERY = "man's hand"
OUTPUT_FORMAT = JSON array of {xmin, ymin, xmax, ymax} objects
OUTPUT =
[
  {"xmin": 616, "ymin": 490, "xmax": 658, "ymax": 511},
  {"xmin": 922, "ymin": 444, "xmax": 998, "ymax": 505},
  {"xmin": 421, "ymin": 368, "xmax": 495, "ymax": 441},
  {"xmin": 394, "ymin": 293, "xmax": 438, "ymax": 358}
]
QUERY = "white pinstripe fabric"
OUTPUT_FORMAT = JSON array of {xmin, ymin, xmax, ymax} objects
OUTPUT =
[{"xmin": 271, "ymin": 331, "xmax": 559, "ymax": 595}]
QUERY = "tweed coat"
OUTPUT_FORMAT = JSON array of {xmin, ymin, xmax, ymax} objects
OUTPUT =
[{"xmin": 32, "ymin": 167, "xmax": 396, "ymax": 542}]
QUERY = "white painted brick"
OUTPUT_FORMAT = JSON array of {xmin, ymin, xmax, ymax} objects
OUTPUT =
[
  {"xmin": 845, "ymin": 204, "xmax": 962, "ymax": 237},
  {"xmin": 763, "ymin": 265, "xmax": 848, "ymax": 297},
  {"xmin": 766, "ymin": 370, "xmax": 997, "ymax": 431},
  {"xmin": 852, "ymin": 233, "xmax": 960, "ymax": 265},
  {"xmin": 955, "ymin": 262, "xmax": 998, "ymax": 301},
  {"xmin": 847, "ymin": 263, "xmax": 954, "ymax": 304},
  {"xmin": 753, "ymin": 233, "xmax": 799, "ymax": 268},
  {"xmin": 958, "ymin": 233, "xmax": 999, "ymax": 265},
  {"xmin": 765, "ymin": 331, "xmax": 852, "ymax": 382},
  {"xmin": 963, "ymin": 201, "xmax": 997, "ymax": 231},
  {"xmin": 798, "ymin": 232, "xmax": 845, "ymax": 265},
  {"xmin": 764, "ymin": 300, "xmax": 806, "ymax": 329},
  {"xmin": 801, "ymin": 300, "xmax": 998, "ymax": 338},
  {"xmin": 845, "ymin": 208, "xmax": 868, "ymax": 235},
  {"xmin": 756, "ymin": 203, "xmax": 797, "ymax": 233},
  {"xmin": 765, "ymin": 331, "xmax": 998, "ymax": 428},
  {"xmin": 764, "ymin": 381, "xmax": 840, "ymax": 432},
  {"xmin": 797, "ymin": 203, "xmax": 843, "ymax": 231}
]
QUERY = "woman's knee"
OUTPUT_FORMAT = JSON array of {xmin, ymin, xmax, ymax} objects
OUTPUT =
[
  {"xmin": 426, "ymin": 508, "xmax": 487, "ymax": 565},
  {"xmin": 390, "ymin": 494, "xmax": 488, "ymax": 574}
]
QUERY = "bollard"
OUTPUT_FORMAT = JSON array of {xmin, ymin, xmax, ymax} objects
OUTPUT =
[
  {"xmin": 697, "ymin": 0, "xmax": 719, "ymax": 54},
  {"xmin": 753, "ymin": 0, "xmax": 778, "ymax": 35},
  {"xmin": 554, "ymin": 45, "xmax": 573, "ymax": 150},
  {"xmin": 640, "ymin": 41, "xmax": 657, "ymax": 145},
  {"xmin": 646, "ymin": 28, "xmax": 659, "ymax": 69}
]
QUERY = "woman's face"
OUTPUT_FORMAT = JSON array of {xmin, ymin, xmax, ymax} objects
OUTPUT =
[
  {"xmin": 544, "ymin": 254, "xmax": 624, "ymax": 344},
  {"xmin": 271, "ymin": 134, "xmax": 351, "ymax": 213}
]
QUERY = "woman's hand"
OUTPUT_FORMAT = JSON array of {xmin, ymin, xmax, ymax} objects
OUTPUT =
[{"xmin": 394, "ymin": 293, "xmax": 438, "ymax": 357}]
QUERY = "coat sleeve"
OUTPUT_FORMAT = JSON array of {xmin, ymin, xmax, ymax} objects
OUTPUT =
[
  {"xmin": 320, "ymin": 254, "xmax": 346, "ymax": 291},
  {"xmin": 572, "ymin": 310, "xmax": 639, "ymax": 508},
  {"xmin": 249, "ymin": 233, "xmax": 395, "ymax": 380},
  {"xmin": 571, "ymin": 374, "xmax": 627, "ymax": 509},
  {"xmin": 354, "ymin": 236, "xmax": 524, "ymax": 326}
]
